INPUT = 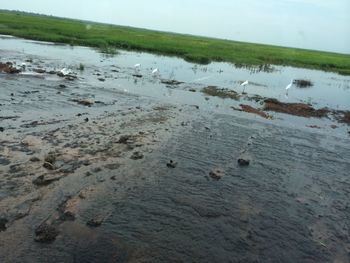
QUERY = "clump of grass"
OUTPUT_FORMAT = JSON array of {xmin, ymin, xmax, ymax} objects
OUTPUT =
[
  {"xmin": 78, "ymin": 63, "xmax": 85, "ymax": 71},
  {"xmin": 97, "ymin": 45, "xmax": 119, "ymax": 57},
  {"xmin": 202, "ymin": 86, "xmax": 240, "ymax": 100},
  {"xmin": 293, "ymin": 79, "xmax": 313, "ymax": 88}
]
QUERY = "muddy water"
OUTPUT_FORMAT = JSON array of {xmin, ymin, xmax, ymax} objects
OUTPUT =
[{"xmin": 1, "ymin": 37, "xmax": 350, "ymax": 262}]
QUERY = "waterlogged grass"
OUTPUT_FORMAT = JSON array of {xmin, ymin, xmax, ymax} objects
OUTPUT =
[
  {"xmin": 202, "ymin": 86, "xmax": 241, "ymax": 100},
  {"xmin": 1, "ymin": 10, "xmax": 350, "ymax": 75}
]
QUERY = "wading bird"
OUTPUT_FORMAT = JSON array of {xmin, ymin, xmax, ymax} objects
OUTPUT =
[
  {"xmin": 134, "ymin": 63, "xmax": 141, "ymax": 69},
  {"xmin": 285, "ymin": 79, "xmax": 294, "ymax": 96},
  {"xmin": 241, "ymin": 80, "xmax": 249, "ymax": 93},
  {"xmin": 60, "ymin": 68, "xmax": 71, "ymax": 76},
  {"xmin": 152, "ymin": 68, "xmax": 159, "ymax": 75}
]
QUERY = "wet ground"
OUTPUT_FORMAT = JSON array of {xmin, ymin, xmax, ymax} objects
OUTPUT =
[{"xmin": 1, "ymin": 37, "xmax": 350, "ymax": 262}]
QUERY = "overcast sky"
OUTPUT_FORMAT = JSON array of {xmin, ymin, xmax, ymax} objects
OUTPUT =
[{"xmin": 1, "ymin": 0, "xmax": 349, "ymax": 54}]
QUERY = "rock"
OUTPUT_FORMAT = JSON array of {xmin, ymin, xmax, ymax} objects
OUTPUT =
[
  {"xmin": 98, "ymin": 78, "xmax": 105, "ymax": 82},
  {"xmin": 84, "ymin": 118, "xmax": 89, "ymax": 122},
  {"xmin": 130, "ymin": 151, "xmax": 144, "ymax": 160},
  {"xmin": 0, "ymin": 218, "xmax": 8, "ymax": 231},
  {"xmin": 209, "ymin": 168, "xmax": 224, "ymax": 180},
  {"xmin": 34, "ymin": 223, "xmax": 59, "ymax": 243},
  {"xmin": 32, "ymin": 175, "xmax": 61, "ymax": 186},
  {"xmin": 132, "ymin": 74, "xmax": 142, "ymax": 78},
  {"xmin": 166, "ymin": 160, "xmax": 177, "ymax": 168},
  {"xmin": 43, "ymin": 161, "xmax": 55, "ymax": 170},
  {"xmin": 161, "ymin": 79, "xmax": 183, "ymax": 85},
  {"xmin": 44, "ymin": 154, "xmax": 56, "ymax": 164},
  {"xmin": 72, "ymin": 99, "xmax": 94, "ymax": 106},
  {"xmin": 30, "ymin": 156, "xmax": 41, "ymax": 162},
  {"xmin": 86, "ymin": 218, "xmax": 103, "ymax": 227},
  {"xmin": 33, "ymin": 68, "xmax": 46, "ymax": 74},
  {"xmin": 0, "ymin": 127, "xmax": 4, "ymax": 132},
  {"xmin": 59, "ymin": 84, "xmax": 67, "ymax": 88},
  {"xmin": 117, "ymin": 135, "xmax": 132, "ymax": 144},
  {"xmin": 189, "ymin": 88, "xmax": 196, "ymax": 92},
  {"xmin": 0, "ymin": 157, "xmax": 10, "ymax": 165},
  {"xmin": 330, "ymin": 125, "xmax": 338, "ymax": 129},
  {"xmin": 238, "ymin": 158, "xmax": 250, "ymax": 166}
]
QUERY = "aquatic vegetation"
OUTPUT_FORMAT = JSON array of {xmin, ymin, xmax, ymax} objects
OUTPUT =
[
  {"xmin": 293, "ymin": 79, "xmax": 313, "ymax": 88},
  {"xmin": 78, "ymin": 63, "xmax": 85, "ymax": 71},
  {"xmin": 0, "ymin": 10, "xmax": 349, "ymax": 75},
  {"xmin": 202, "ymin": 86, "xmax": 240, "ymax": 100}
]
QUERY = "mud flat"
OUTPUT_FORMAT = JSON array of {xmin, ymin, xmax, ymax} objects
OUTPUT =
[{"xmin": 1, "ymin": 39, "xmax": 350, "ymax": 262}]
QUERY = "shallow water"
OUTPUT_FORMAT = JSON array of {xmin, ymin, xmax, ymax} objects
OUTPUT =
[
  {"xmin": 1, "ymin": 36, "xmax": 349, "ymax": 111},
  {"xmin": 1, "ymin": 37, "xmax": 350, "ymax": 262}
]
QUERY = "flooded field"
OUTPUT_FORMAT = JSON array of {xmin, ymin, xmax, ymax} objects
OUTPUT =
[{"xmin": 1, "ymin": 36, "xmax": 350, "ymax": 262}]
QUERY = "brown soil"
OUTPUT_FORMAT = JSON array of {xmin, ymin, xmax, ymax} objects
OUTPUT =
[
  {"xmin": 0, "ymin": 62, "xmax": 20, "ymax": 74},
  {"xmin": 339, "ymin": 111, "xmax": 350, "ymax": 125},
  {"xmin": 240, "ymin": 104, "xmax": 270, "ymax": 119},
  {"xmin": 264, "ymin": 98, "xmax": 329, "ymax": 118}
]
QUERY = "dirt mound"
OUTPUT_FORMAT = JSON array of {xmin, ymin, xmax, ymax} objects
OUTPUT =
[
  {"xmin": 0, "ymin": 62, "xmax": 20, "ymax": 74},
  {"xmin": 264, "ymin": 98, "xmax": 329, "ymax": 118},
  {"xmin": 240, "ymin": 104, "xmax": 270, "ymax": 119}
]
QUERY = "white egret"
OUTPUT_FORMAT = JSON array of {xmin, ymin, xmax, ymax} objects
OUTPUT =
[
  {"xmin": 60, "ymin": 68, "xmax": 71, "ymax": 76},
  {"xmin": 134, "ymin": 63, "xmax": 141, "ymax": 69},
  {"xmin": 285, "ymin": 79, "xmax": 294, "ymax": 96},
  {"xmin": 152, "ymin": 68, "xmax": 159, "ymax": 76},
  {"xmin": 241, "ymin": 80, "xmax": 249, "ymax": 93}
]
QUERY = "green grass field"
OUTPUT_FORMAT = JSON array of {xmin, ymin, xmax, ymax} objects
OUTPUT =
[{"xmin": 1, "ymin": 10, "xmax": 350, "ymax": 75}]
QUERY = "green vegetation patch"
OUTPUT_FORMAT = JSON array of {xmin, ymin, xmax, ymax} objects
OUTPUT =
[{"xmin": 0, "ymin": 10, "xmax": 349, "ymax": 75}]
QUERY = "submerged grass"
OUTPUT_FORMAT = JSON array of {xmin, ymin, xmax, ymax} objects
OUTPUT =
[
  {"xmin": 0, "ymin": 10, "xmax": 350, "ymax": 75},
  {"xmin": 202, "ymin": 86, "xmax": 241, "ymax": 100}
]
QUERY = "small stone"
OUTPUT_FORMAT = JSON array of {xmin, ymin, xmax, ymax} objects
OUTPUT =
[
  {"xmin": 117, "ymin": 135, "xmax": 131, "ymax": 144},
  {"xmin": 0, "ymin": 127, "xmax": 4, "ymax": 132},
  {"xmin": 130, "ymin": 151, "xmax": 144, "ymax": 160},
  {"xmin": 0, "ymin": 218, "xmax": 8, "ymax": 232},
  {"xmin": 43, "ymin": 162, "xmax": 55, "ymax": 170},
  {"xmin": 84, "ymin": 118, "xmax": 89, "ymax": 122},
  {"xmin": 30, "ymin": 156, "xmax": 40, "ymax": 162},
  {"xmin": 238, "ymin": 158, "xmax": 250, "ymax": 166},
  {"xmin": 86, "ymin": 218, "xmax": 103, "ymax": 227},
  {"xmin": 166, "ymin": 160, "xmax": 177, "ymax": 168},
  {"xmin": 34, "ymin": 223, "xmax": 59, "ymax": 243},
  {"xmin": 209, "ymin": 168, "xmax": 224, "ymax": 180}
]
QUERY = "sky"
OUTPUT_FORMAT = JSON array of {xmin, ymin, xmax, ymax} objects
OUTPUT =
[{"xmin": 1, "ymin": 0, "xmax": 350, "ymax": 54}]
